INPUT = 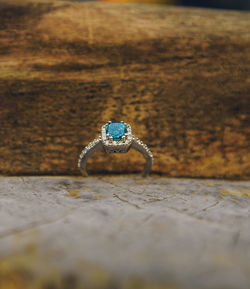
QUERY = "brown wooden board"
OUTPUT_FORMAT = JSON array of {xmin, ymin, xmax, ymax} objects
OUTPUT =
[{"xmin": 0, "ymin": 0, "xmax": 249, "ymax": 178}]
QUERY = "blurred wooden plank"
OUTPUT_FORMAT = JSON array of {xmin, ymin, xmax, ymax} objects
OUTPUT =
[
  {"xmin": 0, "ymin": 0, "xmax": 249, "ymax": 178},
  {"xmin": 0, "ymin": 176, "xmax": 250, "ymax": 289}
]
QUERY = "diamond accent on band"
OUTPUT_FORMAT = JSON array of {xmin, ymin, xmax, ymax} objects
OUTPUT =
[
  {"xmin": 132, "ymin": 136, "xmax": 154, "ymax": 162},
  {"xmin": 78, "ymin": 136, "xmax": 102, "ymax": 168}
]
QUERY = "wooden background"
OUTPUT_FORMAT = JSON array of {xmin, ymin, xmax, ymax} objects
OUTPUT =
[{"xmin": 0, "ymin": 0, "xmax": 249, "ymax": 178}]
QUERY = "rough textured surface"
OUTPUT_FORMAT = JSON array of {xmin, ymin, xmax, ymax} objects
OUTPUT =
[
  {"xmin": 0, "ymin": 0, "xmax": 250, "ymax": 178},
  {"xmin": 0, "ymin": 176, "xmax": 249, "ymax": 289}
]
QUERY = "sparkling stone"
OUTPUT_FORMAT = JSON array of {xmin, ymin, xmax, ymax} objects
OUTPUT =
[{"xmin": 106, "ymin": 122, "xmax": 127, "ymax": 141}]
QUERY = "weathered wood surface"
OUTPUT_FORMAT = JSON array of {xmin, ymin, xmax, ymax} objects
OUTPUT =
[
  {"xmin": 0, "ymin": 0, "xmax": 249, "ymax": 178},
  {"xmin": 0, "ymin": 176, "xmax": 249, "ymax": 289}
]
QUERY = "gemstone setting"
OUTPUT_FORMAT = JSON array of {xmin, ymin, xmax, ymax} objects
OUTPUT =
[
  {"xmin": 106, "ymin": 122, "xmax": 127, "ymax": 141},
  {"xmin": 101, "ymin": 121, "xmax": 133, "ymax": 153}
]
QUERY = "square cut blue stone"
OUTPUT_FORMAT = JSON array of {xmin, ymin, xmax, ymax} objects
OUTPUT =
[{"xmin": 106, "ymin": 122, "xmax": 127, "ymax": 141}]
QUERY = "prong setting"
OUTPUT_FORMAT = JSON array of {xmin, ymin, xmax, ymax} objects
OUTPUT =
[{"xmin": 101, "ymin": 121, "xmax": 133, "ymax": 153}]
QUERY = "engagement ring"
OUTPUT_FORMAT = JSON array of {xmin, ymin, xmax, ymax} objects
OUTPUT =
[{"xmin": 78, "ymin": 121, "xmax": 153, "ymax": 176}]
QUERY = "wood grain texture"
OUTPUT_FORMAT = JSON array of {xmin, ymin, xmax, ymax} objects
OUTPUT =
[
  {"xmin": 0, "ymin": 0, "xmax": 249, "ymax": 178},
  {"xmin": 0, "ymin": 176, "xmax": 250, "ymax": 289}
]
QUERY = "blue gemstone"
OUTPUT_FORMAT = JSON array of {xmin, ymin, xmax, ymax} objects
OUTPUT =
[{"xmin": 106, "ymin": 122, "xmax": 127, "ymax": 140}]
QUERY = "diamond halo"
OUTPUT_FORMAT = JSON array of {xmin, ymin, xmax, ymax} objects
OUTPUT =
[{"xmin": 101, "ymin": 121, "xmax": 133, "ymax": 153}]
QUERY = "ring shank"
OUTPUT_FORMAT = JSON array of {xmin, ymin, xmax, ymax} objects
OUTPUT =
[
  {"xmin": 78, "ymin": 136, "xmax": 153, "ymax": 177},
  {"xmin": 130, "ymin": 137, "xmax": 153, "ymax": 177},
  {"xmin": 78, "ymin": 137, "xmax": 103, "ymax": 176}
]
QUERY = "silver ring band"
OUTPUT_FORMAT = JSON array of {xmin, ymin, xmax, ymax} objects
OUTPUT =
[{"xmin": 78, "ymin": 122, "xmax": 153, "ymax": 177}]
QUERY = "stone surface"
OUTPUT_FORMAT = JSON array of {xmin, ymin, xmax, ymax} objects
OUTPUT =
[
  {"xmin": 106, "ymin": 122, "xmax": 127, "ymax": 140},
  {"xmin": 0, "ymin": 176, "xmax": 249, "ymax": 289},
  {"xmin": 0, "ymin": 0, "xmax": 249, "ymax": 178}
]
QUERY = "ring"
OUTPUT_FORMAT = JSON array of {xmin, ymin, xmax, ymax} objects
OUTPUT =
[{"xmin": 78, "ymin": 121, "xmax": 154, "ymax": 177}]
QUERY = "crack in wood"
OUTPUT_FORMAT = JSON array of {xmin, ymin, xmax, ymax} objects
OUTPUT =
[
  {"xmin": 99, "ymin": 177, "xmax": 144, "ymax": 196},
  {"xmin": 0, "ymin": 207, "xmax": 77, "ymax": 239},
  {"xmin": 113, "ymin": 193, "xmax": 141, "ymax": 209},
  {"xmin": 201, "ymin": 200, "xmax": 222, "ymax": 212}
]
